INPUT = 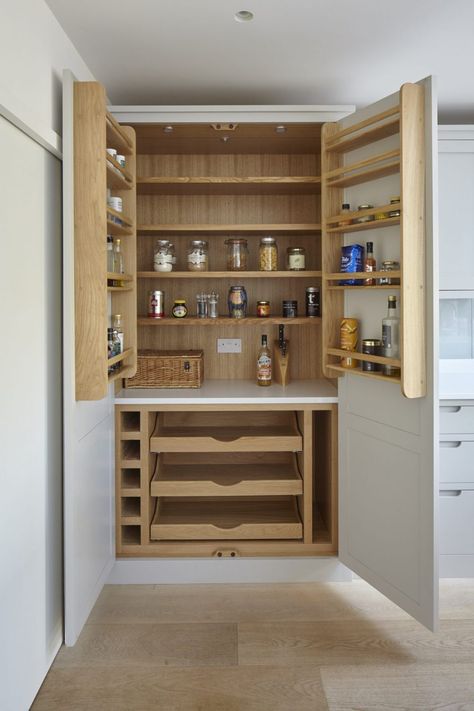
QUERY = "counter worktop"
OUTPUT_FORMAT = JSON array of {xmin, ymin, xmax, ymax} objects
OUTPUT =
[{"xmin": 115, "ymin": 379, "xmax": 338, "ymax": 405}]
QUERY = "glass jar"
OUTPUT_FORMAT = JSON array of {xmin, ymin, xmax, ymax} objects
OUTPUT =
[
  {"xmin": 154, "ymin": 239, "xmax": 174, "ymax": 272},
  {"xmin": 355, "ymin": 204, "xmax": 375, "ymax": 224},
  {"xmin": 225, "ymin": 238, "xmax": 249, "ymax": 271},
  {"xmin": 259, "ymin": 236, "xmax": 278, "ymax": 271},
  {"xmin": 187, "ymin": 240, "xmax": 209, "ymax": 272},
  {"xmin": 228, "ymin": 286, "xmax": 247, "ymax": 319},
  {"xmin": 172, "ymin": 299, "xmax": 188, "ymax": 318},
  {"xmin": 379, "ymin": 260, "xmax": 400, "ymax": 285},
  {"xmin": 286, "ymin": 247, "xmax": 306, "ymax": 271},
  {"xmin": 388, "ymin": 195, "xmax": 401, "ymax": 218}
]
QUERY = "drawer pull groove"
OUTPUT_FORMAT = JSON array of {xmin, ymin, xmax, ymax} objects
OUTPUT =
[
  {"xmin": 440, "ymin": 490, "xmax": 462, "ymax": 497},
  {"xmin": 440, "ymin": 441, "xmax": 462, "ymax": 448},
  {"xmin": 440, "ymin": 406, "xmax": 462, "ymax": 413}
]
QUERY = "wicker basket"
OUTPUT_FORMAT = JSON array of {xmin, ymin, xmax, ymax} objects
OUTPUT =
[{"xmin": 125, "ymin": 350, "xmax": 204, "ymax": 389}]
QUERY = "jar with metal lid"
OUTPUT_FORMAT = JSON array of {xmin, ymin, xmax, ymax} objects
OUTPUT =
[
  {"xmin": 172, "ymin": 299, "xmax": 188, "ymax": 318},
  {"xmin": 187, "ymin": 240, "xmax": 209, "ymax": 272},
  {"xmin": 256, "ymin": 300, "xmax": 270, "ymax": 317},
  {"xmin": 379, "ymin": 260, "xmax": 400, "ymax": 285},
  {"xmin": 154, "ymin": 239, "xmax": 174, "ymax": 272},
  {"xmin": 259, "ymin": 236, "xmax": 278, "ymax": 271},
  {"xmin": 225, "ymin": 238, "xmax": 249, "ymax": 271},
  {"xmin": 286, "ymin": 247, "xmax": 306, "ymax": 271},
  {"xmin": 361, "ymin": 339, "xmax": 382, "ymax": 372},
  {"xmin": 228, "ymin": 285, "xmax": 248, "ymax": 318},
  {"xmin": 388, "ymin": 195, "xmax": 401, "ymax": 218},
  {"xmin": 355, "ymin": 204, "xmax": 375, "ymax": 224}
]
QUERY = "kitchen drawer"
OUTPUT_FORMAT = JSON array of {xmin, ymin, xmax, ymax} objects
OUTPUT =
[
  {"xmin": 150, "ymin": 411, "xmax": 302, "ymax": 453},
  {"xmin": 440, "ymin": 404, "xmax": 474, "ymax": 434},
  {"xmin": 439, "ymin": 489, "xmax": 474, "ymax": 555},
  {"xmin": 440, "ymin": 438, "xmax": 474, "ymax": 485},
  {"xmin": 150, "ymin": 452, "xmax": 303, "ymax": 497},
  {"xmin": 150, "ymin": 497, "xmax": 303, "ymax": 540}
]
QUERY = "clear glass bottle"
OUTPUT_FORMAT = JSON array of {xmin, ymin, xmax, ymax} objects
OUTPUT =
[
  {"xmin": 259, "ymin": 236, "xmax": 278, "ymax": 271},
  {"xmin": 364, "ymin": 241, "xmax": 376, "ymax": 285},
  {"xmin": 107, "ymin": 235, "xmax": 114, "ymax": 272},
  {"xmin": 257, "ymin": 334, "xmax": 272, "ymax": 386},
  {"xmin": 382, "ymin": 295, "xmax": 401, "ymax": 377},
  {"xmin": 112, "ymin": 314, "xmax": 124, "ymax": 353},
  {"xmin": 113, "ymin": 238, "xmax": 124, "ymax": 287}
]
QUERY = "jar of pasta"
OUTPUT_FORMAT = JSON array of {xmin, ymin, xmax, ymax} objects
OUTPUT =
[{"xmin": 259, "ymin": 236, "xmax": 278, "ymax": 271}]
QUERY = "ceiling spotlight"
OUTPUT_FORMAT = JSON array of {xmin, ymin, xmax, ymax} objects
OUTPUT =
[
  {"xmin": 275, "ymin": 125, "xmax": 287, "ymax": 134},
  {"xmin": 235, "ymin": 10, "xmax": 254, "ymax": 22},
  {"xmin": 163, "ymin": 125, "xmax": 174, "ymax": 133}
]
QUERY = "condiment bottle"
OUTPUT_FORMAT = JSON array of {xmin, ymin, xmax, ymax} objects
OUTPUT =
[
  {"xmin": 112, "ymin": 314, "xmax": 124, "ymax": 353},
  {"xmin": 257, "ymin": 334, "xmax": 272, "ymax": 386},
  {"xmin": 339, "ymin": 203, "xmax": 352, "ymax": 227},
  {"xmin": 107, "ymin": 235, "xmax": 114, "ymax": 273},
  {"xmin": 113, "ymin": 238, "xmax": 124, "ymax": 286},
  {"xmin": 382, "ymin": 296, "xmax": 401, "ymax": 377},
  {"xmin": 364, "ymin": 241, "xmax": 376, "ymax": 285}
]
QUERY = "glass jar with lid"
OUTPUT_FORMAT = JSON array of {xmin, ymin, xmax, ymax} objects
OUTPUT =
[
  {"xmin": 225, "ymin": 238, "xmax": 249, "ymax": 271},
  {"xmin": 154, "ymin": 239, "xmax": 174, "ymax": 272},
  {"xmin": 187, "ymin": 240, "xmax": 209, "ymax": 272},
  {"xmin": 286, "ymin": 247, "xmax": 306, "ymax": 271},
  {"xmin": 259, "ymin": 236, "xmax": 278, "ymax": 271}
]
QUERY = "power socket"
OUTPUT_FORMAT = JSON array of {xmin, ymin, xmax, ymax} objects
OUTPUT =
[{"xmin": 217, "ymin": 338, "xmax": 242, "ymax": 353}]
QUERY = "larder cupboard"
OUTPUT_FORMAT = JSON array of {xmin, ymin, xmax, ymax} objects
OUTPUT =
[{"xmin": 63, "ymin": 72, "xmax": 438, "ymax": 645}]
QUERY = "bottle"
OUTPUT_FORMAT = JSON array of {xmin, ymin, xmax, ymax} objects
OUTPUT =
[
  {"xmin": 382, "ymin": 295, "xmax": 401, "ymax": 377},
  {"xmin": 112, "ymin": 314, "xmax": 124, "ymax": 353},
  {"xmin": 113, "ymin": 238, "xmax": 124, "ymax": 286},
  {"xmin": 364, "ymin": 241, "xmax": 376, "ymax": 285},
  {"xmin": 257, "ymin": 334, "xmax": 272, "ymax": 386},
  {"xmin": 106, "ymin": 235, "xmax": 114, "ymax": 273},
  {"xmin": 339, "ymin": 203, "xmax": 351, "ymax": 227}
]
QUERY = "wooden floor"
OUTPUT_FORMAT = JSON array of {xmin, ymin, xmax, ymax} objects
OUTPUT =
[{"xmin": 32, "ymin": 579, "xmax": 474, "ymax": 710}]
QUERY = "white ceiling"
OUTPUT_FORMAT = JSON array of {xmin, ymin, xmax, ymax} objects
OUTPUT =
[{"xmin": 46, "ymin": 0, "xmax": 474, "ymax": 122}]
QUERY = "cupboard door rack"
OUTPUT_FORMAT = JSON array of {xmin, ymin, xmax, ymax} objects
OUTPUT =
[{"xmin": 321, "ymin": 83, "xmax": 426, "ymax": 398}]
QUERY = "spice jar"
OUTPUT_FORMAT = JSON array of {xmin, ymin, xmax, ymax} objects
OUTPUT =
[
  {"xmin": 154, "ymin": 240, "xmax": 174, "ymax": 272},
  {"xmin": 187, "ymin": 240, "xmax": 209, "ymax": 272},
  {"xmin": 355, "ymin": 204, "xmax": 374, "ymax": 224},
  {"xmin": 379, "ymin": 260, "xmax": 400, "ymax": 285},
  {"xmin": 388, "ymin": 196, "xmax": 401, "ymax": 218},
  {"xmin": 225, "ymin": 238, "xmax": 249, "ymax": 271},
  {"xmin": 286, "ymin": 247, "xmax": 306, "ymax": 271},
  {"xmin": 362, "ymin": 339, "xmax": 382, "ymax": 372},
  {"xmin": 339, "ymin": 203, "xmax": 352, "ymax": 227},
  {"xmin": 259, "ymin": 236, "xmax": 278, "ymax": 271}
]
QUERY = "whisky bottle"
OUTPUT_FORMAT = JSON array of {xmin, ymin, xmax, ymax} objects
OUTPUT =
[{"xmin": 257, "ymin": 334, "xmax": 272, "ymax": 386}]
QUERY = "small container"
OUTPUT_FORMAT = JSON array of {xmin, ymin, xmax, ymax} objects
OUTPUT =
[
  {"xmin": 116, "ymin": 154, "xmax": 126, "ymax": 168},
  {"xmin": 379, "ymin": 260, "xmax": 400, "ymax": 285},
  {"xmin": 208, "ymin": 291, "xmax": 219, "ymax": 318},
  {"xmin": 388, "ymin": 195, "xmax": 401, "ymax": 218},
  {"xmin": 196, "ymin": 293, "xmax": 208, "ymax": 318},
  {"xmin": 374, "ymin": 211, "xmax": 388, "ymax": 220},
  {"xmin": 259, "ymin": 236, "xmax": 278, "ymax": 271},
  {"xmin": 225, "ymin": 238, "xmax": 249, "ymax": 271},
  {"xmin": 362, "ymin": 339, "xmax": 382, "ymax": 372},
  {"xmin": 306, "ymin": 287, "xmax": 321, "ymax": 317},
  {"xmin": 154, "ymin": 240, "xmax": 174, "ymax": 272},
  {"xmin": 187, "ymin": 240, "xmax": 209, "ymax": 272},
  {"xmin": 148, "ymin": 290, "xmax": 164, "ymax": 319},
  {"xmin": 172, "ymin": 299, "xmax": 188, "ymax": 318},
  {"xmin": 339, "ymin": 203, "xmax": 352, "ymax": 227},
  {"xmin": 286, "ymin": 247, "xmax": 306, "ymax": 271},
  {"xmin": 228, "ymin": 286, "xmax": 248, "ymax": 319},
  {"xmin": 340, "ymin": 318, "xmax": 359, "ymax": 368},
  {"xmin": 282, "ymin": 300, "xmax": 298, "ymax": 318},
  {"xmin": 107, "ymin": 195, "xmax": 123, "ymax": 212},
  {"xmin": 106, "ymin": 148, "xmax": 117, "ymax": 160},
  {"xmin": 355, "ymin": 204, "xmax": 374, "ymax": 224},
  {"xmin": 257, "ymin": 300, "xmax": 270, "ymax": 317}
]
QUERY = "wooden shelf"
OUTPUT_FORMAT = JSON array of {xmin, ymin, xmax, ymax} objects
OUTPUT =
[
  {"xmin": 107, "ymin": 272, "xmax": 133, "ymax": 282},
  {"xmin": 107, "ymin": 285, "xmax": 134, "ymax": 292},
  {"xmin": 107, "ymin": 219, "xmax": 134, "ymax": 237},
  {"xmin": 137, "ymin": 270, "xmax": 322, "ymax": 279},
  {"xmin": 108, "ymin": 364, "xmax": 136, "ymax": 383},
  {"xmin": 150, "ymin": 497, "xmax": 303, "ymax": 541},
  {"xmin": 138, "ymin": 316, "xmax": 321, "ymax": 327},
  {"xmin": 327, "ymin": 284, "xmax": 400, "ymax": 291},
  {"xmin": 326, "ymin": 347, "xmax": 400, "ymax": 368},
  {"xmin": 324, "ymin": 106, "xmax": 400, "ymax": 153},
  {"xmin": 326, "ymin": 363, "xmax": 401, "ymax": 385},
  {"xmin": 106, "ymin": 112, "xmax": 133, "ymax": 155},
  {"xmin": 108, "ymin": 347, "xmax": 134, "ymax": 369},
  {"xmin": 325, "ymin": 150, "xmax": 400, "ymax": 188},
  {"xmin": 137, "ymin": 176, "xmax": 321, "ymax": 195},
  {"xmin": 137, "ymin": 223, "xmax": 322, "ymax": 235},
  {"xmin": 106, "ymin": 154, "xmax": 134, "ymax": 190},
  {"xmin": 324, "ymin": 270, "xmax": 401, "ymax": 287},
  {"xmin": 326, "ymin": 203, "xmax": 401, "ymax": 228},
  {"xmin": 106, "ymin": 206, "xmax": 134, "ymax": 229},
  {"xmin": 151, "ymin": 452, "xmax": 303, "ymax": 497}
]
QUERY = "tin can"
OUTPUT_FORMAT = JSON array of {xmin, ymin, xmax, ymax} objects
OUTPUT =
[
  {"xmin": 148, "ymin": 290, "xmax": 164, "ymax": 318},
  {"xmin": 362, "ymin": 338, "xmax": 382, "ymax": 372},
  {"xmin": 340, "ymin": 318, "xmax": 359, "ymax": 368},
  {"xmin": 228, "ymin": 285, "xmax": 247, "ymax": 319},
  {"xmin": 282, "ymin": 300, "xmax": 298, "ymax": 318},
  {"xmin": 306, "ymin": 287, "xmax": 321, "ymax": 317},
  {"xmin": 256, "ymin": 300, "xmax": 270, "ymax": 317}
]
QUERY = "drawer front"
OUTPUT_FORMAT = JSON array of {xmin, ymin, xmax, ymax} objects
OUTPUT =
[
  {"xmin": 440, "ymin": 489, "xmax": 474, "ymax": 555},
  {"xmin": 440, "ymin": 439, "xmax": 474, "ymax": 485},
  {"xmin": 440, "ymin": 404, "xmax": 474, "ymax": 434},
  {"xmin": 150, "ymin": 432, "xmax": 302, "ymax": 453}
]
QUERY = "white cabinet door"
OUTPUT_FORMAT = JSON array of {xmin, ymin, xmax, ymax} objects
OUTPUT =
[
  {"xmin": 439, "ymin": 137, "xmax": 474, "ymax": 290},
  {"xmin": 63, "ymin": 71, "xmax": 115, "ymax": 646},
  {"xmin": 337, "ymin": 77, "xmax": 439, "ymax": 630}
]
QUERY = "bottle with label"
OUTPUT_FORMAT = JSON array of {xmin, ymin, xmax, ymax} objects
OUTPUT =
[
  {"xmin": 364, "ymin": 241, "xmax": 376, "ymax": 285},
  {"xmin": 112, "ymin": 314, "xmax": 124, "ymax": 353},
  {"xmin": 257, "ymin": 334, "xmax": 272, "ymax": 386},
  {"xmin": 107, "ymin": 235, "xmax": 114, "ymax": 273},
  {"xmin": 113, "ymin": 238, "xmax": 124, "ymax": 286},
  {"xmin": 339, "ymin": 203, "xmax": 352, "ymax": 227},
  {"xmin": 382, "ymin": 295, "xmax": 401, "ymax": 377}
]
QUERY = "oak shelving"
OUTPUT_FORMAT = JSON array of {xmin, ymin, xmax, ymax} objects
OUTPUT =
[
  {"xmin": 137, "ymin": 270, "xmax": 322, "ymax": 279},
  {"xmin": 137, "ymin": 316, "xmax": 321, "ymax": 327},
  {"xmin": 137, "ymin": 176, "xmax": 321, "ymax": 195},
  {"xmin": 325, "ymin": 149, "xmax": 400, "ymax": 188},
  {"xmin": 324, "ymin": 106, "xmax": 400, "ymax": 153},
  {"xmin": 137, "ymin": 223, "xmax": 322, "ymax": 235}
]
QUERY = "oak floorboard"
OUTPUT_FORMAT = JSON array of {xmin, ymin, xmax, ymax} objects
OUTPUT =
[
  {"xmin": 31, "ymin": 665, "xmax": 329, "ymax": 711},
  {"xmin": 320, "ymin": 662, "xmax": 474, "ymax": 711}
]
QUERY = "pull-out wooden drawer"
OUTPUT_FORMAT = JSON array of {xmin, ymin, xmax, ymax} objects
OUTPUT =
[
  {"xmin": 440, "ymin": 405, "xmax": 474, "ymax": 434},
  {"xmin": 150, "ymin": 411, "xmax": 302, "ymax": 453},
  {"xmin": 150, "ymin": 452, "xmax": 303, "ymax": 497},
  {"xmin": 440, "ymin": 437, "xmax": 474, "ymax": 485},
  {"xmin": 150, "ymin": 497, "xmax": 303, "ymax": 540}
]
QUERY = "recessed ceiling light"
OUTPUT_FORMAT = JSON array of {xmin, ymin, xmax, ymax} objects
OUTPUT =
[
  {"xmin": 235, "ymin": 10, "xmax": 254, "ymax": 22},
  {"xmin": 275, "ymin": 125, "xmax": 287, "ymax": 134},
  {"xmin": 163, "ymin": 125, "xmax": 174, "ymax": 133}
]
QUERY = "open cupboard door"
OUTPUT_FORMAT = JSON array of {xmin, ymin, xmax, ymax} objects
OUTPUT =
[{"xmin": 322, "ymin": 77, "xmax": 439, "ymax": 630}]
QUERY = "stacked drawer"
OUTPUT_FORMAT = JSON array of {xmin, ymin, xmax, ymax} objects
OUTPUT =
[
  {"xmin": 149, "ymin": 410, "xmax": 304, "ymax": 541},
  {"xmin": 439, "ymin": 403, "xmax": 474, "ymax": 576}
]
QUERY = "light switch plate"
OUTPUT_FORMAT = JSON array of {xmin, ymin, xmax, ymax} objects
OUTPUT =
[{"xmin": 217, "ymin": 338, "xmax": 242, "ymax": 353}]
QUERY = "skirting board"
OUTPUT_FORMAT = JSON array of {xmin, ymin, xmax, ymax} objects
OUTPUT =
[
  {"xmin": 107, "ymin": 557, "xmax": 352, "ymax": 585},
  {"xmin": 440, "ymin": 554, "xmax": 474, "ymax": 578}
]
